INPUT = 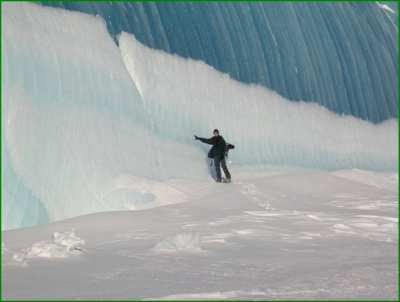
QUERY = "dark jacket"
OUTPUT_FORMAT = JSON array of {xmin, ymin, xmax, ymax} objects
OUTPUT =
[{"xmin": 198, "ymin": 136, "xmax": 234, "ymax": 159}]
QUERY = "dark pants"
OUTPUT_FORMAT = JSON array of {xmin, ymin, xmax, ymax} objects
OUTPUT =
[{"xmin": 214, "ymin": 156, "xmax": 231, "ymax": 181}]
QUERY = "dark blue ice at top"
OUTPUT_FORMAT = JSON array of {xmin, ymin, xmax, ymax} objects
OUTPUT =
[{"xmin": 41, "ymin": 1, "xmax": 398, "ymax": 123}]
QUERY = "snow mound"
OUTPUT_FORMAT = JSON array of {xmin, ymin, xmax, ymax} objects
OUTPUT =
[
  {"xmin": 103, "ymin": 174, "xmax": 188, "ymax": 211},
  {"xmin": 13, "ymin": 230, "xmax": 85, "ymax": 264},
  {"xmin": 152, "ymin": 233, "xmax": 203, "ymax": 254}
]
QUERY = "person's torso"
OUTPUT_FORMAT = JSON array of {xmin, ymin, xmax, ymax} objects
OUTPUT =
[{"xmin": 209, "ymin": 136, "xmax": 226, "ymax": 158}]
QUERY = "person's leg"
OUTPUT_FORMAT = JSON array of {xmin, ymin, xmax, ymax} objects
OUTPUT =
[
  {"xmin": 221, "ymin": 157, "xmax": 231, "ymax": 180},
  {"xmin": 208, "ymin": 157, "xmax": 216, "ymax": 180},
  {"xmin": 214, "ymin": 157, "xmax": 222, "ymax": 182}
]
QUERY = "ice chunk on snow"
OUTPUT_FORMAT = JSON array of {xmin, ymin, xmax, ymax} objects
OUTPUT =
[
  {"xmin": 52, "ymin": 230, "xmax": 85, "ymax": 251},
  {"xmin": 27, "ymin": 241, "xmax": 73, "ymax": 259},
  {"xmin": 13, "ymin": 230, "xmax": 85, "ymax": 263}
]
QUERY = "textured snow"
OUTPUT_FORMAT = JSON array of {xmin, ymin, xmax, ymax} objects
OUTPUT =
[
  {"xmin": 10, "ymin": 230, "xmax": 85, "ymax": 268},
  {"xmin": 12, "ymin": 230, "xmax": 85, "ymax": 265},
  {"xmin": 332, "ymin": 169, "xmax": 398, "ymax": 191},
  {"xmin": 2, "ymin": 169, "xmax": 397, "ymax": 299},
  {"xmin": 152, "ymin": 233, "xmax": 203, "ymax": 254},
  {"xmin": 152, "ymin": 290, "xmax": 268, "ymax": 300}
]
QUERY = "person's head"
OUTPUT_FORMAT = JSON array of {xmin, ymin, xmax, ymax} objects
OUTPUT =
[{"xmin": 213, "ymin": 129, "xmax": 220, "ymax": 136}]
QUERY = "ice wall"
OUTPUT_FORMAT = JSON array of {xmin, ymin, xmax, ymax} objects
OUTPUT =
[
  {"xmin": 2, "ymin": 3, "xmax": 397, "ymax": 230},
  {"xmin": 2, "ymin": 3, "xmax": 206, "ymax": 230},
  {"xmin": 42, "ymin": 1, "xmax": 398, "ymax": 123},
  {"xmin": 119, "ymin": 33, "xmax": 397, "ymax": 171}
]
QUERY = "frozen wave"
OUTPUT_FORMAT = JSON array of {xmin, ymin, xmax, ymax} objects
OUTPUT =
[
  {"xmin": 41, "ymin": 1, "xmax": 398, "ymax": 123},
  {"xmin": 2, "ymin": 3, "xmax": 206, "ymax": 230},
  {"xmin": 2, "ymin": 3, "xmax": 397, "ymax": 230},
  {"xmin": 119, "ymin": 32, "xmax": 397, "ymax": 170}
]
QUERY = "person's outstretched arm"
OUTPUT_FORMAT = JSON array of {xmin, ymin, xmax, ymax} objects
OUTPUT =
[{"xmin": 194, "ymin": 135, "xmax": 217, "ymax": 145}]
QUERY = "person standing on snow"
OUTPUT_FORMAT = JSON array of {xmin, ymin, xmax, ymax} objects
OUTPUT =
[{"xmin": 194, "ymin": 129, "xmax": 234, "ymax": 183}]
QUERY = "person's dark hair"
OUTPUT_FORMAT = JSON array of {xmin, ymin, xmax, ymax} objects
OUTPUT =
[{"xmin": 213, "ymin": 129, "xmax": 219, "ymax": 135}]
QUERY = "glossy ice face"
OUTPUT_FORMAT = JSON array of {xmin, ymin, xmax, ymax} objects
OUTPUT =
[{"xmin": 42, "ymin": 1, "xmax": 398, "ymax": 123}]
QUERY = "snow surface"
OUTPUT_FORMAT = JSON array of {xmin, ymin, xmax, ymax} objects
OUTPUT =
[
  {"xmin": 333, "ymin": 169, "xmax": 398, "ymax": 191},
  {"xmin": 2, "ymin": 168, "xmax": 398, "ymax": 299},
  {"xmin": 2, "ymin": 3, "xmax": 398, "ymax": 299},
  {"xmin": 2, "ymin": 2, "xmax": 397, "ymax": 231}
]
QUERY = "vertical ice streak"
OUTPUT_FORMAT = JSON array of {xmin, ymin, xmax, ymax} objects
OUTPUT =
[
  {"xmin": 2, "ymin": 2, "xmax": 206, "ymax": 230},
  {"xmin": 119, "ymin": 32, "xmax": 397, "ymax": 171},
  {"xmin": 42, "ymin": 1, "xmax": 398, "ymax": 123}
]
